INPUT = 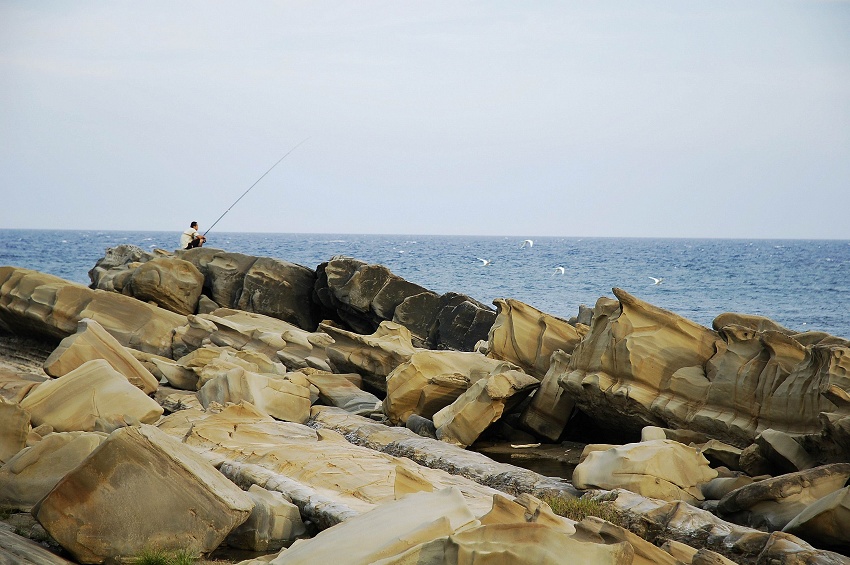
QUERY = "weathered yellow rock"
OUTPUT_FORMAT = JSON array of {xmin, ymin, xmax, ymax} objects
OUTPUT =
[
  {"xmin": 488, "ymin": 298, "xmax": 586, "ymax": 378},
  {"xmin": 268, "ymin": 488, "xmax": 478, "ymax": 565},
  {"xmin": 0, "ymin": 267, "xmax": 186, "ymax": 357},
  {"xmin": 383, "ymin": 350, "xmax": 523, "ymax": 425},
  {"xmin": 323, "ymin": 321, "xmax": 418, "ymax": 393},
  {"xmin": 226, "ymin": 484, "xmax": 306, "ymax": 551},
  {"xmin": 0, "ymin": 431, "xmax": 107, "ymax": 511},
  {"xmin": 20, "ymin": 359, "xmax": 163, "ymax": 432},
  {"xmin": 0, "ymin": 399, "xmax": 29, "ymax": 464},
  {"xmin": 198, "ymin": 368, "xmax": 311, "ymax": 423},
  {"xmin": 783, "ymin": 485, "xmax": 850, "ymax": 549},
  {"xmin": 127, "ymin": 256, "xmax": 204, "ymax": 315},
  {"xmin": 433, "ymin": 369, "xmax": 539, "ymax": 448},
  {"xmin": 560, "ymin": 288, "xmax": 850, "ymax": 448},
  {"xmin": 42, "ymin": 318, "xmax": 159, "ymax": 394},
  {"xmin": 572, "ymin": 440, "xmax": 717, "ymax": 503},
  {"xmin": 32, "ymin": 425, "xmax": 254, "ymax": 563},
  {"xmin": 301, "ymin": 369, "xmax": 380, "ymax": 416},
  {"xmin": 518, "ymin": 349, "xmax": 575, "ymax": 441}
]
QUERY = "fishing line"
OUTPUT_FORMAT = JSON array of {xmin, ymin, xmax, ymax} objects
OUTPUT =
[{"xmin": 203, "ymin": 137, "xmax": 310, "ymax": 236}]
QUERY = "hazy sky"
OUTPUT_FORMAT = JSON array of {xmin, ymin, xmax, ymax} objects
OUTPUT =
[{"xmin": 1, "ymin": 1, "xmax": 848, "ymax": 238}]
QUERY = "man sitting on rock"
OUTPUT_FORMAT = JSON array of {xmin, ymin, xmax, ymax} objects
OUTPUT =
[{"xmin": 180, "ymin": 221, "xmax": 206, "ymax": 249}]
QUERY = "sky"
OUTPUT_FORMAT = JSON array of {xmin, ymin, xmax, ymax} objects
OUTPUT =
[{"xmin": 1, "ymin": 1, "xmax": 848, "ymax": 238}]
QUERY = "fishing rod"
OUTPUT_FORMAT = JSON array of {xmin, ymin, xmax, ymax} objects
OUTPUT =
[{"xmin": 203, "ymin": 137, "xmax": 310, "ymax": 237}]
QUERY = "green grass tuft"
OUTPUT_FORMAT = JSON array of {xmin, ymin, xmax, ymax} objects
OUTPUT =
[
  {"xmin": 134, "ymin": 547, "xmax": 197, "ymax": 565},
  {"xmin": 542, "ymin": 495, "xmax": 623, "ymax": 526}
]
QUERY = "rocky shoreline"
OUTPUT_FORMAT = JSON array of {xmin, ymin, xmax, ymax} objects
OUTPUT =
[{"xmin": 1, "ymin": 245, "xmax": 849, "ymax": 564}]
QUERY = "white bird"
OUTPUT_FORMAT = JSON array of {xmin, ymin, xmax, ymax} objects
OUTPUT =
[
  {"xmin": 552, "ymin": 266, "xmax": 565, "ymax": 276},
  {"xmin": 477, "ymin": 258, "xmax": 492, "ymax": 266},
  {"xmin": 521, "ymin": 239, "xmax": 534, "ymax": 248},
  {"xmin": 649, "ymin": 277, "xmax": 663, "ymax": 285}
]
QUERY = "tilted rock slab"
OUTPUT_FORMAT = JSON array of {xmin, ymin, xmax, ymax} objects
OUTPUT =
[
  {"xmin": 322, "ymin": 321, "xmax": 417, "ymax": 393},
  {"xmin": 559, "ymin": 287, "xmax": 850, "ymax": 448},
  {"xmin": 32, "ymin": 425, "xmax": 254, "ymax": 564},
  {"xmin": 433, "ymin": 368, "xmax": 539, "ymax": 448},
  {"xmin": 488, "ymin": 298, "xmax": 586, "ymax": 379},
  {"xmin": 717, "ymin": 463, "xmax": 850, "ymax": 531},
  {"xmin": 518, "ymin": 349, "xmax": 576, "ymax": 441},
  {"xmin": 177, "ymin": 247, "xmax": 320, "ymax": 330},
  {"xmin": 157, "ymin": 403, "xmax": 505, "ymax": 521},
  {"xmin": 0, "ymin": 267, "xmax": 186, "ymax": 357},
  {"xmin": 383, "ymin": 349, "xmax": 526, "ymax": 425},
  {"xmin": 0, "ymin": 527, "xmax": 76, "ymax": 565},
  {"xmin": 572, "ymin": 440, "xmax": 718, "ymax": 504},
  {"xmin": 595, "ymin": 488, "xmax": 850, "ymax": 565},
  {"xmin": 783, "ymin": 485, "xmax": 850, "ymax": 550},
  {"xmin": 20, "ymin": 359, "xmax": 163, "ymax": 432},
  {"xmin": 0, "ymin": 431, "xmax": 107, "ymax": 511},
  {"xmin": 42, "ymin": 317, "xmax": 159, "ymax": 394}
]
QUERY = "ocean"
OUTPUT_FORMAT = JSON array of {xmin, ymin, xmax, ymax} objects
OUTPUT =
[{"xmin": 1, "ymin": 229, "xmax": 849, "ymax": 340}]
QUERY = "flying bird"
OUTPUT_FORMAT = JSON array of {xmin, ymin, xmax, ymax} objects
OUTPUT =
[
  {"xmin": 649, "ymin": 277, "xmax": 663, "ymax": 285},
  {"xmin": 521, "ymin": 239, "xmax": 534, "ymax": 248},
  {"xmin": 477, "ymin": 258, "xmax": 492, "ymax": 266},
  {"xmin": 552, "ymin": 266, "xmax": 565, "ymax": 276}
]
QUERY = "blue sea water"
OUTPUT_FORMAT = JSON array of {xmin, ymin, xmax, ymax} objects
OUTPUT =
[{"xmin": 1, "ymin": 229, "xmax": 849, "ymax": 340}]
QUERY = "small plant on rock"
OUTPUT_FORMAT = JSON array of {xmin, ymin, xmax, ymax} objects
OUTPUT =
[
  {"xmin": 542, "ymin": 494, "xmax": 623, "ymax": 527},
  {"xmin": 134, "ymin": 547, "xmax": 197, "ymax": 565}
]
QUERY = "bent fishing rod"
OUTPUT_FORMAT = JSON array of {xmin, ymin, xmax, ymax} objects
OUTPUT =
[{"xmin": 203, "ymin": 137, "xmax": 310, "ymax": 237}]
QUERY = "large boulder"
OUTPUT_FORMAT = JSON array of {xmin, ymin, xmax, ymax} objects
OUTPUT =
[
  {"xmin": 488, "ymin": 298, "xmax": 586, "ymax": 379},
  {"xmin": 126, "ymin": 256, "xmax": 204, "ymax": 315},
  {"xmin": 571, "ymin": 440, "xmax": 718, "ymax": 503},
  {"xmin": 0, "ymin": 431, "xmax": 107, "ymax": 511},
  {"xmin": 0, "ymin": 267, "xmax": 186, "ymax": 357},
  {"xmin": 383, "ymin": 350, "xmax": 524, "ymax": 425},
  {"xmin": 20, "ymin": 359, "xmax": 164, "ymax": 432},
  {"xmin": 178, "ymin": 248, "xmax": 319, "ymax": 330},
  {"xmin": 315, "ymin": 256, "xmax": 495, "ymax": 351},
  {"xmin": 87, "ymin": 244, "xmax": 156, "ymax": 290},
  {"xmin": 559, "ymin": 287, "xmax": 850, "ymax": 449},
  {"xmin": 32, "ymin": 425, "xmax": 254, "ymax": 563},
  {"xmin": 42, "ymin": 317, "xmax": 159, "ymax": 394}
]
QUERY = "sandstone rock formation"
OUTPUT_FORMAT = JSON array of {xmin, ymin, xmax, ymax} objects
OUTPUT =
[
  {"xmin": 432, "ymin": 369, "xmax": 539, "ymax": 448},
  {"xmin": 383, "ymin": 349, "xmax": 526, "ymax": 425},
  {"xmin": 0, "ymin": 401, "xmax": 29, "ymax": 465},
  {"xmin": 488, "ymin": 298, "xmax": 586, "ymax": 378},
  {"xmin": 0, "ymin": 431, "xmax": 107, "ymax": 511},
  {"xmin": 322, "ymin": 321, "xmax": 417, "ymax": 393},
  {"xmin": 42, "ymin": 318, "xmax": 159, "ymax": 394},
  {"xmin": 783, "ymin": 485, "xmax": 850, "ymax": 549},
  {"xmin": 717, "ymin": 464, "xmax": 850, "ymax": 531},
  {"xmin": 301, "ymin": 369, "xmax": 380, "ymax": 416},
  {"xmin": 226, "ymin": 484, "xmax": 306, "ymax": 551},
  {"xmin": 518, "ymin": 349, "xmax": 576, "ymax": 441},
  {"xmin": 198, "ymin": 368, "xmax": 312, "ymax": 423},
  {"xmin": 572, "ymin": 440, "xmax": 718, "ymax": 503},
  {"xmin": 20, "ymin": 359, "xmax": 163, "ymax": 432},
  {"xmin": 559, "ymin": 287, "xmax": 850, "ymax": 452},
  {"xmin": 0, "ymin": 267, "xmax": 186, "ymax": 357},
  {"xmin": 32, "ymin": 425, "xmax": 254, "ymax": 563}
]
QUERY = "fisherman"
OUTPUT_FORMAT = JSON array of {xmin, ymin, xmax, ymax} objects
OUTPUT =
[{"xmin": 180, "ymin": 221, "xmax": 206, "ymax": 249}]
